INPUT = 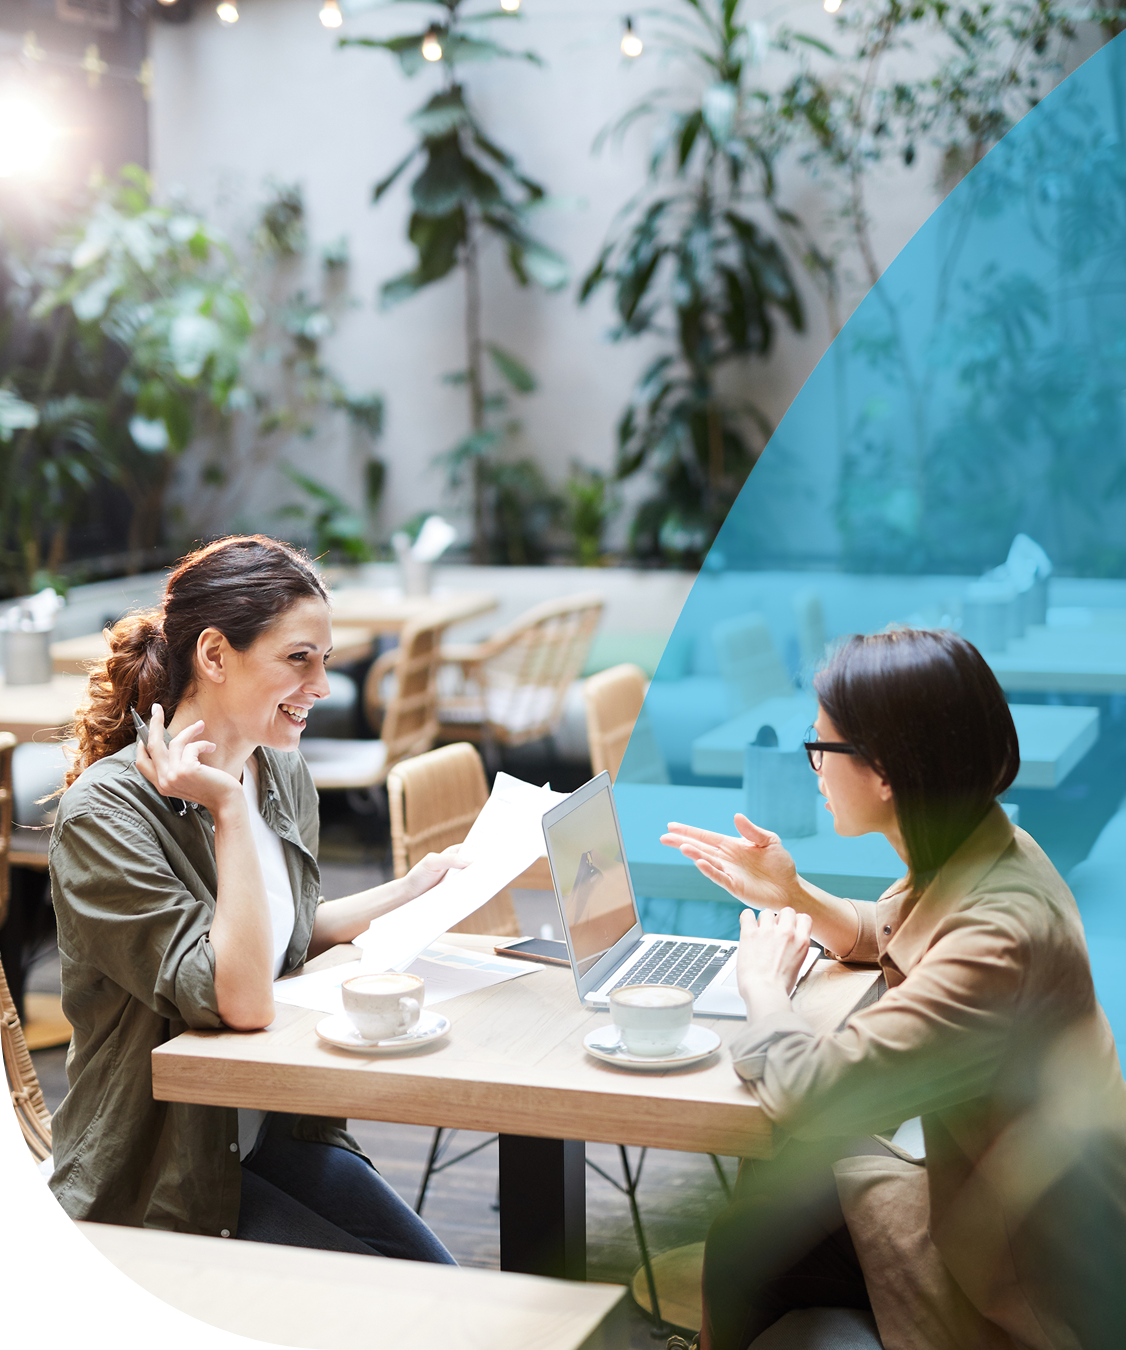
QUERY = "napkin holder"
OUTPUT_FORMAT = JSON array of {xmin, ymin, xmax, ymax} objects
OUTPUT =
[
  {"xmin": 743, "ymin": 725, "xmax": 818, "ymax": 839},
  {"xmin": 3, "ymin": 628, "xmax": 53, "ymax": 685}
]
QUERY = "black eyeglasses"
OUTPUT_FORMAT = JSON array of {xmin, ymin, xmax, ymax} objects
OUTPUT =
[{"xmin": 803, "ymin": 726, "xmax": 859, "ymax": 772}]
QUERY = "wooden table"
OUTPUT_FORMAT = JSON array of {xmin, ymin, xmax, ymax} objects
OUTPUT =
[
  {"xmin": 0, "ymin": 672, "xmax": 89, "ymax": 741},
  {"xmin": 151, "ymin": 937, "xmax": 879, "ymax": 1281},
  {"xmin": 79, "ymin": 1220, "xmax": 629, "ymax": 1350},
  {"xmin": 325, "ymin": 587, "xmax": 498, "ymax": 634},
  {"xmin": 689, "ymin": 695, "xmax": 1100, "ymax": 789}
]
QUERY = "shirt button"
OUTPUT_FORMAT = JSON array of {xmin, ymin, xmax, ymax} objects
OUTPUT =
[
  {"xmin": 229, "ymin": 1143, "xmax": 238, "ymax": 1152},
  {"xmin": 883, "ymin": 925, "xmax": 892, "ymax": 935},
  {"xmin": 220, "ymin": 1229, "xmax": 231, "ymax": 1238}
]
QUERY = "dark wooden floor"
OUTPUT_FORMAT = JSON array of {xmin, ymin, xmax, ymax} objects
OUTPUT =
[{"xmin": 27, "ymin": 861, "xmax": 737, "ymax": 1347}]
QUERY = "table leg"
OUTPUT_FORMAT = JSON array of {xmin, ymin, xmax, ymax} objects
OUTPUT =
[{"xmin": 498, "ymin": 1135, "xmax": 586, "ymax": 1280}]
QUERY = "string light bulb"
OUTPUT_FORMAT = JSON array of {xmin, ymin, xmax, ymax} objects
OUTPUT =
[
  {"xmin": 421, "ymin": 27, "xmax": 443, "ymax": 61},
  {"xmin": 0, "ymin": 96, "xmax": 57, "ymax": 179},
  {"xmin": 500, "ymin": 0, "xmax": 521, "ymax": 10},
  {"xmin": 823, "ymin": 0, "xmax": 842, "ymax": 11},
  {"xmin": 216, "ymin": 0, "xmax": 239, "ymax": 22},
  {"xmin": 319, "ymin": 0, "xmax": 342, "ymax": 26},
  {"xmin": 621, "ymin": 18, "xmax": 643, "ymax": 58}
]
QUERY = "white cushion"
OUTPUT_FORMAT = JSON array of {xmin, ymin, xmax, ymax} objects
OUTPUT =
[{"xmin": 300, "ymin": 738, "xmax": 388, "ymax": 790}]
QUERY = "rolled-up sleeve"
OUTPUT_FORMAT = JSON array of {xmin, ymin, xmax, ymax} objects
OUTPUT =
[
  {"xmin": 833, "ymin": 899, "xmax": 880, "ymax": 962},
  {"xmin": 730, "ymin": 907, "xmax": 1028, "ymax": 1140},
  {"xmin": 50, "ymin": 806, "xmax": 223, "ymax": 1030}
]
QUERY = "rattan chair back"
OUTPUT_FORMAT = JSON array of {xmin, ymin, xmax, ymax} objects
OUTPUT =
[
  {"xmin": 364, "ymin": 615, "xmax": 447, "ymax": 772},
  {"xmin": 0, "ymin": 948, "xmax": 52, "ymax": 1163},
  {"xmin": 387, "ymin": 742, "xmax": 519, "ymax": 937},
  {"xmin": 0, "ymin": 732, "xmax": 13, "ymax": 928},
  {"xmin": 583, "ymin": 664, "xmax": 649, "ymax": 782},
  {"xmin": 441, "ymin": 592, "xmax": 604, "ymax": 747}
]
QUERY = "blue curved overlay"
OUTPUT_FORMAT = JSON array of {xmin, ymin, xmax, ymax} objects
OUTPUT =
[{"xmin": 617, "ymin": 32, "xmax": 1126, "ymax": 1028}]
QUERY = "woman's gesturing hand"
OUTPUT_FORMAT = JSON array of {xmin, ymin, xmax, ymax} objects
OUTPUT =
[
  {"xmin": 134, "ymin": 703, "xmax": 241, "ymax": 818},
  {"xmin": 661, "ymin": 813, "xmax": 800, "ymax": 912}
]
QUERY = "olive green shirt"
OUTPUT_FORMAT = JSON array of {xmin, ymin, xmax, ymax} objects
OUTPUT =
[{"xmin": 48, "ymin": 740, "xmax": 361, "ymax": 1237}]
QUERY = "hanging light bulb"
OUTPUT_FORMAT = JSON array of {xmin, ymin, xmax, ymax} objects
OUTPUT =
[
  {"xmin": 421, "ymin": 26, "xmax": 443, "ymax": 61},
  {"xmin": 216, "ymin": 0, "xmax": 239, "ymax": 22},
  {"xmin": 500, "ymin": 0, "xmax": 520, "ymax": 10},
  {"xmin": 823, "ymin": 0, "xmax": 842, "ymax": 11},
  {"xmin": 319, "ymin": 0, "xmax": 342, "ymax": 26},
  {"xmin": 0, "ymin": 95, "xmax": 57, "ymax": 179},
  {"xmin": 620, "ymin": 18, "xmax": 643, "ymax": 58}
]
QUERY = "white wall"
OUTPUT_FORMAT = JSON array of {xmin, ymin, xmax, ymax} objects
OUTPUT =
[{"xmin": 149, "ymin": 0, "xmax": 952, "ymax": 547}]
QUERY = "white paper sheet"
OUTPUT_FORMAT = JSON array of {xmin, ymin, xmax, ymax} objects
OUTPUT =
[
  {"xmin": 352, "ymin": 773, "xmax": 567, "ymax": 973},
  {"xmin": 271, "ymin": 943, "xmax": 540, "ymax": 1017}
]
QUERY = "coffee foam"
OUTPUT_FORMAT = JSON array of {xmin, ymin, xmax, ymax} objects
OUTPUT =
[
  {"xmin": 346, "ymin": 974, "xmax": 420, "ymax": 995},
  {"xmin": 613, "ymin": 984, "xmax": 692, "ymax": 1008}
]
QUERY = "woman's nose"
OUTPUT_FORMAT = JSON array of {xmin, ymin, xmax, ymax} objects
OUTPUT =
[{"xmin": 307, "ymin": 662, "xmax": 332, "ymax": 698}]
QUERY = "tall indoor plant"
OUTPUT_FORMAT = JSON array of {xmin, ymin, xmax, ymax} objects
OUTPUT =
[
  {"xmin": 580, "ymin": 0, "xmax": 806, "ymax": 566},
  {"xmin": 342, "ymin": 0, "xmax": 568, "ymax": 563}
]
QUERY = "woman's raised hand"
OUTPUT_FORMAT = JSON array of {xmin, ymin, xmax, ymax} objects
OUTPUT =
[
  {"xmin": 660, "ymin": 813, "xmax": 800, "ymax": 912},
  {"xmin": 134, "ymin": 704, "xmax": 241, "ymax": 817}
]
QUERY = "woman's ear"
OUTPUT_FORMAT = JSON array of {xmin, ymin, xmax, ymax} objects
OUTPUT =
[{"xmin": 195, "ymin": 627, "xmax": 228, "ymax": 685}]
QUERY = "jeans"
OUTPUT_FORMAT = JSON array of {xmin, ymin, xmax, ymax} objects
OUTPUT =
[{"xmin": 237, "ymin": 1113, "xmax": 455, "ymax": 1264}]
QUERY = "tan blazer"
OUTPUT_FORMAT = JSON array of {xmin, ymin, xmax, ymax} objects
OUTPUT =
[{"xmin": 731, "ymin": 805, "xmax": 1126, "ymax": 1350}]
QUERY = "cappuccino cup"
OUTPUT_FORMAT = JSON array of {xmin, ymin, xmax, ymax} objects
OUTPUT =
[
  {"xmin": 342, "ymin": 973, "xmax": 423, "ymax": 1042},
  {"xmin": 609, "ymin": 984, "xmax": 693, "ymax": 1057}
]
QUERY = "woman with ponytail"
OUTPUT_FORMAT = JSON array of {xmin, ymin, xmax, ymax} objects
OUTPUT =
[{"xmin": 48, "ymin": 535, "xmax": 459, "ymax": 1261}]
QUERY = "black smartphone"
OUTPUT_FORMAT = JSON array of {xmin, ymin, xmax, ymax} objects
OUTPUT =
[{"xmin": 494, "ymin": 937, "xmax": 571, "ymax": 967}]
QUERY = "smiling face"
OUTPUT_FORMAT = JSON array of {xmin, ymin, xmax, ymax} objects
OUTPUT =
[
  {"xmin": 203, "ymin": 595, "xmax": 333, "ymax": 754},
  {"xmin": 812, "ymin": 706, "xmax": 899, "ymax": 842}
]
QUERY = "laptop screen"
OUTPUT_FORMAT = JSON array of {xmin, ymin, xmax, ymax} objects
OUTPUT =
[{"xmin": 544, "ymin": 783, "xmax": 638, "ymax": 976}]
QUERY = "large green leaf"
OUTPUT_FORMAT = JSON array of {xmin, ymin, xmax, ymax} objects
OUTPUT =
[
  {"xmin": 373, "ymin": 148, "xmax": 420, "ymax": 203},
  {"xmin": 487, "ymin": 343, "xmax": 536, "ymax": 393},
  {"xmin": 410, "ymin": 88, "xmax": 472, "ymax": 138},
  {"xmin": 411, "ymin": 136, "xmax": 502, "ymax": 216}
]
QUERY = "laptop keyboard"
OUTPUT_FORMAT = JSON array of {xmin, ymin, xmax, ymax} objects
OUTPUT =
[{"xmin": 607, "ymin": 940, "xmax": 738, "ymax": 999}]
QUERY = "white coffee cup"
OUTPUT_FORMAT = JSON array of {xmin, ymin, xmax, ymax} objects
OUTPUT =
[
  {"xmin": 342, "ymin": 972, "xmax": 423, "ymax": 1042},
  {"xmin": 609, "ymin": 984, "xmax": 694, "ymax": 1057}
]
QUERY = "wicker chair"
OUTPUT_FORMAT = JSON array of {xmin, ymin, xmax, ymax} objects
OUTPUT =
[
  {"xmin": 0, "ymin": 733, "xmax": 13, "ymax": 931},
  {"xmin": 300, "ymin": 614, "xmax": 451, "ymax": 800},
  {"xmin": 387, "ymin": 741, "xmax": 520, "ymax": 940},
  {"xmin": 1, "ymin": 956, "xmax": 52, "ymax": 1164},
  {"xmin": 387, "ymin": 741, "xmax": 520, "ymax": 1214},
  {"xmin": 711, "ymin": 612, "xmax": 794, "ymax": 716},
  {"xmin": 583, "ymin": 663, "xmax": 668, "ymax": 785},
  {"xmin": 437, "ymin": 593, "xmax": 604, "ymax": 752}
]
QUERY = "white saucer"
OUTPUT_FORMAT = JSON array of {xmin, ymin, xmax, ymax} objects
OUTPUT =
[
  {"xmin": 316, "ymin": 1011, "xmax": 450, "ymax": 1054},
  {"xmin": 583, "ymin": 1023, "xmax": 721, "ymax": 1070}
]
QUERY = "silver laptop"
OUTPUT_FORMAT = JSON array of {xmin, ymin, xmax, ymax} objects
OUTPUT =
[{"xmin": 541, "ymin": 772, "xmax": 749, "ymax": 1018}]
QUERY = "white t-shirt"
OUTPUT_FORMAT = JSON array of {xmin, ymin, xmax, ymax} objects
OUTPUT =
[{"xmin": 237, "ymin": 761, "xmax": 297, "ymax": 1160}]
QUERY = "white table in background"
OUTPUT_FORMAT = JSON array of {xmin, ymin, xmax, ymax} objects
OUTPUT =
[{"xmin": 690, "ymin": 695, "xmax": 1099, "ymax": 789}]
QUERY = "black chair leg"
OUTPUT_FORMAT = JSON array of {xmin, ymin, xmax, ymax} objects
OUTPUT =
[
  {"xmin": 709, "ymin": 1153, "xmax": 733, "ymax": 1201},
  {"xmin": 586, "ymin": 1145, "xmax": 669, "ymax": 1334},
  {"xmin": 416, "ymin": 1127, "xmax": 447, "ymax": 1214}
]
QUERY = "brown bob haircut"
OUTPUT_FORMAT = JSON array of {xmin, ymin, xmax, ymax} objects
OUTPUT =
[{"xmin": 812, "ymin": 628, "xmax": 1020, "ymax": 887}]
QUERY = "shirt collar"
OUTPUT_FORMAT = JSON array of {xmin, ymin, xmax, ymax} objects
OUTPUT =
[{"xmin": 885, "ymin": 803, "xmax": 1016, "ymax": 973}]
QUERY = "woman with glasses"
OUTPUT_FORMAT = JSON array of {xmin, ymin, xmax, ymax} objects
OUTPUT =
[{"xmin": 663, "ymin": 627, "xmax": 1126, "ymax": 1350}]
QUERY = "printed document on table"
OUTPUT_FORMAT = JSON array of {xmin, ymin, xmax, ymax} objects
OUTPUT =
[
  {"xmin": 352, "ymin": 773, "xmax": 567, "ymax": 973},
  {"xmin": 272, "ymin": 944, "xmax": 539, "ymax": 1016}
]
